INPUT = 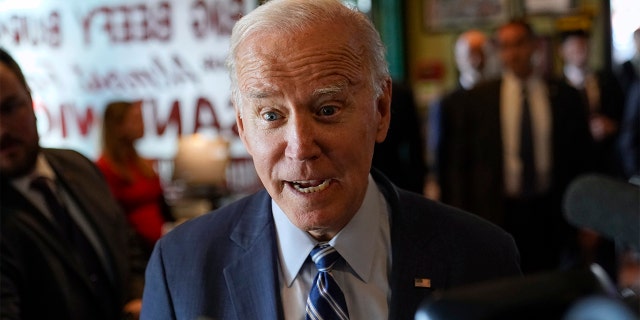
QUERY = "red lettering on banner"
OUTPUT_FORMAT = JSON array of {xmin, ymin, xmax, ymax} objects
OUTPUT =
[
  {"xmin": 150, "ymin": 99, "xmax": 183, "ymax": 135},
  {"xmin": 33, "ymin": 97, "xmax": 237, "ymax": 145},
  {"xmin": 193, "ymin": 97, "xmax": 221, "ymax": 133},
  {"xmin": 74, "ymin": 105, "xmax": 97, "ymax": 136},
  {"xmin": 190, "ymin": 0, "xmax": 243, "ymax": 38},
  {"xmin": 59, "ymin": 103, "xmax": 69, "ymax": 138},
  {"xmin": 33, "ymin": 101, "xmax": 98, "ymax": 138},
  {"xmin": 0, "ymin": 11, "xmax": 61, "ymax": 47},
  {"xmin": 82, "ymin": 2, "xmax": 172, "ymax": 45},
  {"xmin": 33, "ymin": 101, "xmax": 53, "ymax": 134}
]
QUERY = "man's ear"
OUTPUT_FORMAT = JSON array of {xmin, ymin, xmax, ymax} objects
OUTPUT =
[
  {"xmin": 375, "ymin": 78, "xmax": 392, "ymax": 143},
  {"xmin": 234, "ymin": 102, "xmax": 251, "ymax": 155}
]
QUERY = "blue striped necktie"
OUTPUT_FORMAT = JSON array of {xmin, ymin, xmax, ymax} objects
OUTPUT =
[{"xmin": 306, "ymin": 244, "xmax": 350, "ymax": 320}]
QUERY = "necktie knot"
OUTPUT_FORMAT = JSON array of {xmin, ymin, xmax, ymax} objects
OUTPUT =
[
  {"xmin": 30, "ymin": 176, "xmax": 67, "ymax": 215},
  {"xmin": 310, "ymin": 244, "xmax": 341, "ymax": 272},
  {"xmin": 30, "ymin": 176, "xmax": 55, "ymax": 194}
]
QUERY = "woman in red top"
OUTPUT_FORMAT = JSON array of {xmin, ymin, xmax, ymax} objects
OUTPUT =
[{"xmin": 96, "ymin": 100, "xmax": 173, "ymax": 256}]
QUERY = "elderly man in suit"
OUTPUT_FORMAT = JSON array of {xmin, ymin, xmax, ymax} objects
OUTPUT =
[
  {"xmin": 432, "ymin": 29, "xmax": 493, "ymax": 198},
  {"xmin": 439, "ymin": 20, "xmax": 593, "ymax": 275},
  {"xmin": 0, "ymin": 48, "xmax": 145, "ymax": 319},
  {"xmin": 140, "ymin": 1, "xmax": 521, "ymax": 319}
]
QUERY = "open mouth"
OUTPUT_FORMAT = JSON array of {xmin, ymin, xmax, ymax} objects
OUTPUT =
[{"xmin": 289, "ymin": 179, "xmax": 331, "ymax": 193}]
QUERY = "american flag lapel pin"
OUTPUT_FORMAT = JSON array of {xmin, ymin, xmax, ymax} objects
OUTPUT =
[{"xmin": 414, "ymin": 278, "xmax": 431, "ymax": 288}]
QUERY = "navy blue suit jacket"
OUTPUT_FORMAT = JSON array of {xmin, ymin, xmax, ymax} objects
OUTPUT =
[{"xmin": 141, "ymin": 171, "xmax": 521, "ymax": 320}]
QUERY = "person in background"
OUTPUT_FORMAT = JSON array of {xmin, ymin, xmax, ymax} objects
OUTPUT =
[
  {"xmin": 617, "ymin": 28, "xmax": 640, "ymax": 97},
  {"xmin": 453, "ymin": 29, "xmax": 494, "ymax": 91},
  {"xmin": 557, "ymin": 29, "xmax": 625, "ymax": 280},
  {"xmin": 559, "ymin": 29, "xmax": 625, "ymax": 177},
  {"xmin": 0, "ymin": 48, "xmax": 145, "ymax": 319},
  {"xmin": 430, "ymin": 29, "xmax": 492, "ymax": 200},
  {"xmin": 618, "ymin": 79, "xmax": 639, "ymax": 180},
  {"xmin": 617, "ymin": 27, "xmax": 640, "ymax": 180},
  {"xmin": 372, "ymin": 81, "xmax": 427, "ymax": 194},
  {"xmin": 140, "ymin": 1, "xmax": 521, "ymax": 319},
  {"xmin": 438, "ymin": 20, "xmax": 593, "ymax": 275},
  {"xmin": 96, "ymin": 100, "xmax": 174, "ymax": 258}
]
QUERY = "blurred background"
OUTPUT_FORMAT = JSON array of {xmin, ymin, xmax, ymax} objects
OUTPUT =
[{"xmin": 2, "ymin": 0, "xmax": 638, "ymax": 317}]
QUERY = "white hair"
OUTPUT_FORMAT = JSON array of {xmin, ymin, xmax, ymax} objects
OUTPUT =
[{"xmin": 226, "ymin": 0, "xmax": 389, "ymax": 109}]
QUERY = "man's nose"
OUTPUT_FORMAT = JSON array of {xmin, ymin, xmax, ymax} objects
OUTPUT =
[{"xmin": 284, "ymin": 114, "xmax": 321, "ymax": 161}]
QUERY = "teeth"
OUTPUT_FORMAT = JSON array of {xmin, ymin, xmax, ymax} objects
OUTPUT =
[{"xmin": 292, "ymin": 179, "xmax": 330, "ymax": 193}]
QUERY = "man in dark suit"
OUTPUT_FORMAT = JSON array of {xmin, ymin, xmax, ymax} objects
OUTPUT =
[
  {"xmin": 617, "ymin": 28, "xmax": 640, "ymax": 179},
  {"xmin": 617, "ymin": 28, "xmax": 640, "ymax": 97},
  {"xmin": 0, "ymin": 48, "xmax": 145, "ymax": 319},
  {"xmin": 140, "ymin": 1, "xmax": 521, "ymax": 319},
  {"xmin": 372, "ymin": 81, "xmax": 427, "ymax": 195},
  {"xmin": 557, "ymin": 29, "xmax": 624, "ymax": 280},
  {"xmin": 559, "ymin": 29, "xmax": 625, "ymax": 177},
  {"xmin": 439, "ymin": 20, "xmax": 593, "ymax": 275},
  {"xmin": 432, "ymin": 29, "xmax": 492, "ymax": 199}
]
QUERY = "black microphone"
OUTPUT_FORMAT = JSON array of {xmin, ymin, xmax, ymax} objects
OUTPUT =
[{"xmin": 563, "ymin": 174, "xmax": 640, "ymax": 251}]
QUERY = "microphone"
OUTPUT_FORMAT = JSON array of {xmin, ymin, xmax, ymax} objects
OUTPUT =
[{"xmin": 563, "ymin": 174, "xmax": 640, "ymax": 251}]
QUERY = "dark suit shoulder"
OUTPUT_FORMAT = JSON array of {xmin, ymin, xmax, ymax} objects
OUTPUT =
[
  {"xmin": 43, "ymin": 148, "xmax": 91, "ymax": 163},
  {"xmin": 43, "ymin": 148, "xmax": 103, "ymax": 178},
  {"xmin": 390, "ymin": 188, "xmax": 521, "ymax": 301},
  {"xmin": 160, "ymin": 190, "xmax": 272, "ymax": 247},
  {"xmin": 396, "ymin": 189, "xmax": 513, "ymax": 246}
]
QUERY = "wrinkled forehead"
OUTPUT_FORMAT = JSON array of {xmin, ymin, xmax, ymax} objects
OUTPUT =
[{"xmin": 235, "ymin": 23, "xmax": 367, "ymax": 96}]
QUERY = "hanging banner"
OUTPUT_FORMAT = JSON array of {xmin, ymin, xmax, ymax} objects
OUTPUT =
[{"xmin": 0, "ymin": 0, "xmax": 254, "ymax": 165}]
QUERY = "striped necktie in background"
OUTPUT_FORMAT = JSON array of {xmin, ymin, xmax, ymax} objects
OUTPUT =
[{"xmin": 306, "ymin": 243, "xmax": 349, "ymax": 320}]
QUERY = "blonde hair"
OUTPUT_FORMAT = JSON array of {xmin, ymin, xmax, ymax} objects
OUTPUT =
[{"xmin": 100, "ymin": 101, "xmax": 154, "ymax": 182}]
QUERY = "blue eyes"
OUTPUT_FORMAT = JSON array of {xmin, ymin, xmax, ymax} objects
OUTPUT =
[
  {"xmin": 263, "ymin": 112, "xmax": 280, "ymax": 121},
  {"xmin": 261, "ymin": 106, "xmax": 338, "ymax": 121}
]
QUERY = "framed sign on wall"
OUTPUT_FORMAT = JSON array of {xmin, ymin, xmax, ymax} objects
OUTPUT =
[{"xmin": 423, "ymin": 0, "xmax": 511, "ymax": 32}]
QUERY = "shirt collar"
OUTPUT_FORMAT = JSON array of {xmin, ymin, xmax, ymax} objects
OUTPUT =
[
  {"xmin": 11, "ymin": 153, "xmax": 57, "ymax": 192},
  {"xmin": 504, "ymin": 71, "xmax": 543, "ymax": 90},
  {"xmin": 564, "ymin": 65, "xmax": 588, "ymax": 88},
  {"xmin": 273, "ymin": 174, "xmax": 387, "ymax": 286}
]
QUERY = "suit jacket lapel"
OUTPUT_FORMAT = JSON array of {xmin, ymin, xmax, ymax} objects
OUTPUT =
[
  {"xmin": 0, "ymin": 179, "xmax": 91, "ymax": 282},
  {"xmin": 224, "ymin": 191, "xmax": 283, "ymax": 320},
  {"xmin": 372, "ymin": 170, "xmax": 446, "ymax": 319},
  {"xmin": 44, "ymin": 151, "xmax": 120, "ymax": 291}
]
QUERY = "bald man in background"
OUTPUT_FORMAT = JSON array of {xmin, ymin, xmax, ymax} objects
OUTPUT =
[{"xmin": 427, "ymin": 29, "xmax": 493, "ymax": 199}]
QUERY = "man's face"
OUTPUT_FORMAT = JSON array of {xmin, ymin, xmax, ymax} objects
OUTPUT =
[
  {"xmin": 561, "ymin": 36, "xmax": 589, "ymax": 68},
  {"xmin": 234, "ymin": 21, "xmax": 391, "ymax": 241},
  {"xmin": 455, "ymin": 33, "xmax": 487, "ymax": 75},
  {"xmin": 0, "ymin": 62, "xmax": 39, "ymax": 179},
  {"xmin": 497, "ymin": 24, "xmax": 536, "ymax": 78}
]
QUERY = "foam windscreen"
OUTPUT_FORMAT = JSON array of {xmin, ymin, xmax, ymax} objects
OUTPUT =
[{"xmin": 563, "ymin": 174, "xmax": 639, "ymax": 251}]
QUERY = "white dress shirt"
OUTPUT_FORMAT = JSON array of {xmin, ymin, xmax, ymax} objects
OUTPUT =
[
  {"xmin": 500, "ymin": 72, "xmax": 552, "ymax": 197},
  {"xmin": 273, "ymin": 174, "xmax": 392, "ymax": 319}
]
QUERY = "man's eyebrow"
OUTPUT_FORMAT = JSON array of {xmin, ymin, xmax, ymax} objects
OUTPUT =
[
  {"xmin": 245, "ymin": 88, "xmax": 276, "ymax": 99},
  {"xmin": 244, "ymin": 82, "xmax": 348, "ymax": 99},
  {"xmin": 313, "ymin": 82, "xmax": 347, "ymax": 97}
]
